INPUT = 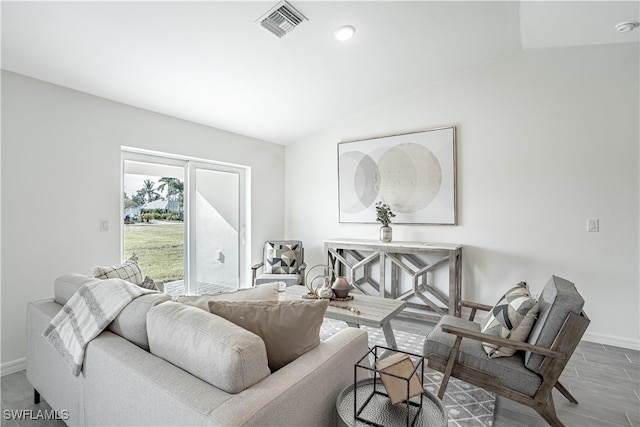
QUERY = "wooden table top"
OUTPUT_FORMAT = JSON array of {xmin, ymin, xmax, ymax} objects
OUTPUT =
[{"xmin": 280, "ymin": 285, "xmax": 406, "ymax": 329}]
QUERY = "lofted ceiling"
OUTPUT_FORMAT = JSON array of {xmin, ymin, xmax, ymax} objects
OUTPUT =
[{"xmin": 2, "ymin": 1, "xmax": 638, "ymax": 145}]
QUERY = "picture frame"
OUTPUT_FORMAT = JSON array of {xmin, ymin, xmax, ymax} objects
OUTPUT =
[{"xmin": 337, "ymin": 126, "xmax": 456, "ymax": 225}]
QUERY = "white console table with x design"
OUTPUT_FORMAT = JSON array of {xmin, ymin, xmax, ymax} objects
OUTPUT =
[{"xmin": 325, "ymin": 238, "xmax": 462, "ymax": 322}]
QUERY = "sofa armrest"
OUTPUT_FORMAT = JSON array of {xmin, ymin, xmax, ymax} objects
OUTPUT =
[
  {"xmin": 211, "ymin": 328, "xmax": 369, "ymax": 427},
  {"xmin": 27, "ymin": 299, "xmax": 85, "ymax": 425}
]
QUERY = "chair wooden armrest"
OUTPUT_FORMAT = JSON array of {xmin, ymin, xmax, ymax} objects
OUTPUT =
[
  {"xmin": 440, "ymin": 324, "xmax": 566, "ymax": 359},
  {"xmin": 298, "ymin": 263, "xmax": 307, "ymax": 285},
  {"xmin": 251, "ymin": 262, "xmax": 264, "ymax": 285},
  {"xmin": 459, "ymin": 300, "xmax": 493, "ymax": 321}
]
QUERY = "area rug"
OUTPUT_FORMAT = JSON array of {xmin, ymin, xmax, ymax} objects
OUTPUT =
[{"xmin": 320, "ymin": 319, "xmax": 495, "ymax": 427}]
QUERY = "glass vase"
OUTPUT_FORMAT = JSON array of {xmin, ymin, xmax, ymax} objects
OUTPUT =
[{"xmin": 380, "ymin": 226, "xmax": 392, "ymax": 243}]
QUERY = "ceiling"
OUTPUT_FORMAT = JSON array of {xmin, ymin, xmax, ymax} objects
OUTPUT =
[{"xmin": 2, "ymin": 1, "xmax": 638, "ymax": 145}]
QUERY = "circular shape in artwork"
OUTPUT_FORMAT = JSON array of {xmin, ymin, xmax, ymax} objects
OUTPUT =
[
  {"xmin": 338, "ymin": 151, "xmax": 379, "ymax": 213},
  {"xmin": 376, "ymin": 143, "xmax": 442, "ymax": 214}
]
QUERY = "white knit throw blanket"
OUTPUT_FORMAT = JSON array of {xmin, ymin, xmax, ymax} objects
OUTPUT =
[{"xmin": 43, "ymin": 278, "xmax": 157, "ymax": 376}]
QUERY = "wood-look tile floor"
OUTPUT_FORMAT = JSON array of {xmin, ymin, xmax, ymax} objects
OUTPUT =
[{"xmin": 2, "ymin": 317, "xmax": 638, "ymax": 427}]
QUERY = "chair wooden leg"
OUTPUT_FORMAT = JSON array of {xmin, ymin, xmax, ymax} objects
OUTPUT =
[
  {"xmin": 438, "ymin": 335, "xmax": 462, "ymax": 400},
  {"xmin": 554, "ymin": 381, "xmax": 578, "ymax": 404},
  {"xmin": 535, "ymin": 395, "xmax": 564, "ymax": 427}
]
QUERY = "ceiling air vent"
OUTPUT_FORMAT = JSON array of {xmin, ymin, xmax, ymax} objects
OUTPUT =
[{"xmin": 256, "ymin": 1, "xmax": 307, "ymax": 38}]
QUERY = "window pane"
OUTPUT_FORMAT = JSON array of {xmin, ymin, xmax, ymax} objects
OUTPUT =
[
  {"xmin": 195, "ymin": 168, "xmax": 239, "ymax": 294},
  {"xmin": 123, "ymin": 160, "xmax": 185, "ymax": 293}
]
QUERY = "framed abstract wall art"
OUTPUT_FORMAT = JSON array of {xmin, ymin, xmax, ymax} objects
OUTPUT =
[{"xmin": 337, "ymin": 126, "xmax": 457, "ymax": 225}]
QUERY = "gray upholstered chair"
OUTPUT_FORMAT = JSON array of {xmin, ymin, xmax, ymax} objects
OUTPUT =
[
  {"xmin": 251, "ymin": 240, "xmax": 306, "ymax": 287},
  {"xmin": 424, "ymin": 276, "xmax": 589, "ymax": 427}
]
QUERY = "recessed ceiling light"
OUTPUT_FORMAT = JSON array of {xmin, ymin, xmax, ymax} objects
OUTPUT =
[
  {"xmin": 334, "ymin": 25, "xmax": 355, "ymax": 41},
  {"xmin": 615, "ymin": 21, "xmax": 639, "ymax": 33}
]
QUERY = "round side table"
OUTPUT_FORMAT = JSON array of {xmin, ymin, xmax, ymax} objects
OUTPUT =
[{"xmin": 336, "ymin": 378, "xmax": 446, "ymax": 427}]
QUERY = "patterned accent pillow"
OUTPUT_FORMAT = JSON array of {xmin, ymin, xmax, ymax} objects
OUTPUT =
[
  {"xmin": 265, "ymin": 243, "xmax": 300, "ymax": 274},
  {"xmin": 92, "ymin": 255, "xmax": 144, "ymax": 286},
  {"xmin": 139, "ymin": 276, "xmax": 160, "ymax": 291},
  {"xmin": 480, "ymin": 282, "xmax": 540, "ymax": 358}
]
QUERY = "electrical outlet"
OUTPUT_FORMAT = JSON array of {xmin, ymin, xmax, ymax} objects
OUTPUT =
[
  {"xmin": 587, "ymin": 218, "xmax": 599, "ymax": 232},
  {"xmin": 100, "ymin": 219, "xmax": 110, "ymax": 232}
]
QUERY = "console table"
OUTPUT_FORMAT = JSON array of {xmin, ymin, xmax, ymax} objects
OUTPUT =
[{"xmin": 325, "ymin": 238, "xmax": 462, "ymax": 322}]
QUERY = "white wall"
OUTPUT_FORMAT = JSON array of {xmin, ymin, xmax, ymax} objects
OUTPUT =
[
  {"xmin": 285, "ymin": 43, "xmax": 640, "ymax": 348},
  {"xmin": 1, "ymin": 71, "xmax": 286, "ymax": 367}
]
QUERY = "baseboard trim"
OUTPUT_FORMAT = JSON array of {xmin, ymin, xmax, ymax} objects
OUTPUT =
[
  {"xmin": 583, "ymin": 331, "xmax": 639, "ymax": 350},
  {"xmin": 1, "ymin": 357, "xmax": 26, "ymax": 377}
]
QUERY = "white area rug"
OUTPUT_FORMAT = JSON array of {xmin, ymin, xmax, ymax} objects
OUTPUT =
[{"xmin": 321, "ymin": 319, "xmax": 495, "ymax": 427}]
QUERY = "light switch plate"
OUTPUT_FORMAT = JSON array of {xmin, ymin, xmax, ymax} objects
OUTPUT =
[{"xmin": 587, "ymin": 218, "xmax": 599, "ymax": 232}]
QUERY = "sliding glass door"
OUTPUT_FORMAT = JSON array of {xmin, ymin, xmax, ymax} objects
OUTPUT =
[
  {"xmin": 190, "ymin": 165, "xmax": 242, "ymax": 294},
  {"xmin": 122, "ymin": 149, "xmax": 249, "ymax": 295}
]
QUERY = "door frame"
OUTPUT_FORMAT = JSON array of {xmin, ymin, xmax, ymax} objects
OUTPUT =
[{"xmin": 121, "ymin": 147, "xmax": 251, "ymax": 294}]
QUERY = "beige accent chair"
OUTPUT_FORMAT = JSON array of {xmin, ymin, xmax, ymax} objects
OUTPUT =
[{"xmin": 424, "ymin": 276, "xmax": 589, "ymax": 427}]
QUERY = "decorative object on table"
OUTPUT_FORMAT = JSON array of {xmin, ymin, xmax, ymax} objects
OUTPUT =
[
  {"xmin": 331, "ymin": 275, "xmax": 351, "ymax": 298},
  {"xmin": 304, "ymin": 264, "xmax": 358, "ymax": 309},
  {"xmin": 304, "ymin": 264, "xmax": 335, "ymax": 299},
  {"xmin": 375, "ymin": 352, "xmax": 423, "ymax": 405},
  {"xmin": 329, "ymin": 302, "xmax": 360, "ymax": 315},
  {"xmin": 351, "ymin": 346, "xmax": 431, "ymax": 427},
  {"xmin": 375, "ymin": 201, "xmax": 395, "ymax": 242},
  {"xmin": 337, "ymin": 126, "xmax": 457, "ymax": 225},
  {"xmin": 316, "ymin": 279, "xmax": 334, "ymax": 299}
]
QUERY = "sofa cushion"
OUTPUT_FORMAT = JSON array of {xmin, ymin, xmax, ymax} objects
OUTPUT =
[
  {"xmin": 525, "ymin": 276, "xmax": 584, "ymax": 373},
  {"xmin": 208, "ymin": 299, "xmax": 328, "ymax": 371},
  {"xmin": 174, "ymin": 281, "xmax": 280, "ymax": 311},
  {"xmin": 92, "ymin": 256, "xmax": 144, "ymax": 285},
  {"xmin": 424, "ymin": 315, "xmax": 542, "ymax": 397},
  {"xmin": 480, "ymin": 282, "xmax": 539, "ymax": 358},
  {"xmin": 147, "ymin": 301, "xmax": 270, "ymax": 394},
  {"xmin": 54, "ymin": 273, "xmax": 102, "ymax": 305},
  {"xmin": 107, "ymin": 293, "xmax": 171, "ymax": 350}
]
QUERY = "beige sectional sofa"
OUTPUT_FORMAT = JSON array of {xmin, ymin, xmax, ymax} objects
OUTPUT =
[{"xmin": 27, "ymin": 274, "xmax": 369, "ymax": 426}]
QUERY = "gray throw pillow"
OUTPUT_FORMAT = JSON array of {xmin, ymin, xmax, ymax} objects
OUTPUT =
[{"xmin": 209, "ymin": 299, "xmax": 328, "ymax": 371}]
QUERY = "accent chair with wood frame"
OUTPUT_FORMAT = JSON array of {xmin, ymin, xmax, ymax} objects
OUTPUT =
[
  {"xmin": 424, "ymin": 276, "xmax": 589, "ymax": 427},
  {"xmin": 251, "ymin": 240, "xmax": 306, "ymax": 287}
]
